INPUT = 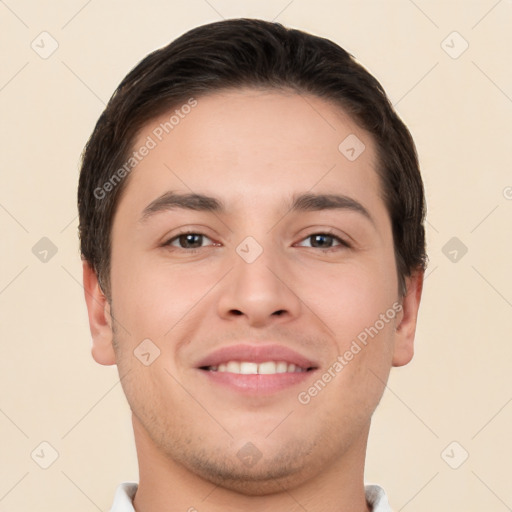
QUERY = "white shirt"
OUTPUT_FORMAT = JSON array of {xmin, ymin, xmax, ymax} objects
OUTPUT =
[{"xmin": 109, "ymin": 481, "xmax": 392, "ymax": 511}]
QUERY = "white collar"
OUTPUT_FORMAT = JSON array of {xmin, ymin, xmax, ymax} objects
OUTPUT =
[{"xmin": 109, "ymin": 481, "xmax": 392, "ymax": 511}]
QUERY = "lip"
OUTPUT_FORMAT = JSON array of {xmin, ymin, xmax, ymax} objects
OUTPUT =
[
  {"xmin": 195, "ymin": 343, "xmax": 319, "ymax": 395},
  {"xmin": 201, "ymin": 370, "xmax": 315, "ymax": 394},
  {"xmin": 195, "ymin": 343, "xmax": 318, "ymax": 370}
]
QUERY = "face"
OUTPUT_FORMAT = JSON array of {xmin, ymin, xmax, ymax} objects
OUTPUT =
[{"xmin": 84, "ymin": 88, "xmax": 422, "ymax": 494}]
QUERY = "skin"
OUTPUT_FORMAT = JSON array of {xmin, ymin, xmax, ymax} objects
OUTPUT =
[{"xmin": 83, "ymin": 88, "xmax": 423, "ymax": 512}]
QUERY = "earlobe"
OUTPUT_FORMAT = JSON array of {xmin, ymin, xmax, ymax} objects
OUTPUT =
[
  {"xmin": 82, "ymin": 261, "xmax": 116, "ymax": 366},
  {"xmin": 392, "ymin": 270, "xmax": 424, "ymax": 367}
]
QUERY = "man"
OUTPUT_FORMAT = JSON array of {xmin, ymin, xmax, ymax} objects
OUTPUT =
[{"xmin": 78, "ymin": 18, "xmax": 426, "ymax": 512}]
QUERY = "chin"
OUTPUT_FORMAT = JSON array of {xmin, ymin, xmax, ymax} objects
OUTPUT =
[
  {"xmin": 177, "ymin": 445, "xmax": 319, "ymax": 496},
  {"xmin": 196, "ymin": 461, "xmax": 310, "ymax": 496}
]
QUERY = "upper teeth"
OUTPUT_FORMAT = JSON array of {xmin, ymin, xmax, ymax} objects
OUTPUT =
[{"xmin": 209, "ymin": 361, "xmax": 306, "ymax": 374}]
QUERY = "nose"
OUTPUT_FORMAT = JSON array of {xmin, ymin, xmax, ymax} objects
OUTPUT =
[{"xmin": 216, "ymin": 244, "xmax": 302, "ymax": 328}]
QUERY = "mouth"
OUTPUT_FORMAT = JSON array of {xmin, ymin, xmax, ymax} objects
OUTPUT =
[
  {"xmin": 201, "ymin": 361, "xmax": 315, "ymax": 374},
  {"xmin": 196, "ymin": 344, "xmax": 318, "ymax": 394}
]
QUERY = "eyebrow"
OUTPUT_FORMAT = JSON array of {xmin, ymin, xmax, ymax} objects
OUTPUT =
[
  {"xmin": 139, "ymin": 191, "xmax": 373, "ymax": 224},
  {"xmin": 140, "ymin": 191, "xmax": 224, "ymax": 222},
  {"xmin": 290, "ymin": 192, "xmax": 373, "ymax": 223}
]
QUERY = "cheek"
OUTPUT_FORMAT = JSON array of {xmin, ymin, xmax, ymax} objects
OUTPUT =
[
  {"xmin": 110, "ymin": 251, "xmax": 221, "ymax": 341},
  {"xmin": 300, "ymin": 258, "xmax": 398, "ymax": 341}
]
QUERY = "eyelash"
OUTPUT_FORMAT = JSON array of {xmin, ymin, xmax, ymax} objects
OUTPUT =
[{"xmin": 163, "ymin": 231, "xmax": 351, "ymax": 253}]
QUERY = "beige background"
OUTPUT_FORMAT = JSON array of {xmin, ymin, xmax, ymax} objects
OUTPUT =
[{"xmin": 1, "ymin": 0, "xmax": 511, "ymax": 510}]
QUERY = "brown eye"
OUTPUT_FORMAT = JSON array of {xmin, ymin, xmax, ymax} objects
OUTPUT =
[
  {"xmin": 297, "ymin": 233, "xmax": 348, "ymax": 249},
  {"xmin": 309, "ymin": 234, "xmax": 336, "ymax": 248},
  {"xmin": 166, "ymin": 233, "xmax": 213, "ymax": 249}
]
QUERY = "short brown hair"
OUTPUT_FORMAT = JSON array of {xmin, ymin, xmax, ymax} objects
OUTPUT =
[{"xmin": 78, "ymin": 18, "xmax": 427, "ymax": 298}]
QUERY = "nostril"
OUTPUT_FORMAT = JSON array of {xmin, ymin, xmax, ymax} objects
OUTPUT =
[{"xmin": 273, "ymin": 310, "xmax": 286, "ymax": 316}]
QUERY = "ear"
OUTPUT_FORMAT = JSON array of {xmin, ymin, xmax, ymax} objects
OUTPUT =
[
  {"xmin": 82, "ymin": 260, "xmax": 116, "ymax": 366},
  {"xmin": 392, "ymin": 270, "xmax": 424, "ymax": 367}
]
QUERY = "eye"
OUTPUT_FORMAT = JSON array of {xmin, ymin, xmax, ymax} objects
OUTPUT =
[
  {"xmin": 296, "ymin": 233, "xmax": 349, "ymax": 250},
  {"xmin": 165, "ymin": 232, "xmax": 215, "ymax": 250}
]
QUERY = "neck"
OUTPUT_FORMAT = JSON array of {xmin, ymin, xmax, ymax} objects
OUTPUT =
[{"xmin": 131, "ymin": 414, "xmax": 371, "ymax": 512}]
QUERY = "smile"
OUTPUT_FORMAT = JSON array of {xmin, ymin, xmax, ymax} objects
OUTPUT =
[{"xmin": 204, "ymin": 361, "xmax": 313, "ymax": 374}]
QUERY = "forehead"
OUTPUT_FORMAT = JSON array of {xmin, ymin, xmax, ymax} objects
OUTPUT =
[{"xmin": 117, "ymin": 88, "xmax": 384, "ymax": 220}]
